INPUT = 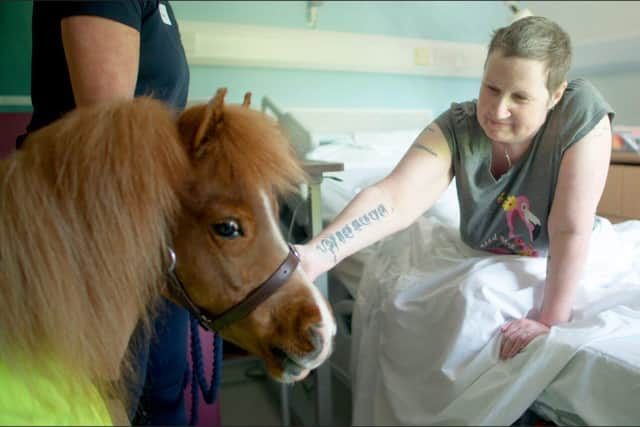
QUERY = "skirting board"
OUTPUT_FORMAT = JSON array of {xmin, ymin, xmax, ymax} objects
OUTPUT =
[{"xmin": 178, "ymin": 21, "xmax": 487, "ymax": 78}]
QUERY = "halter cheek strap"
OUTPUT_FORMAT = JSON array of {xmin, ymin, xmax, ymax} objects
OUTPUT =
[{"xmin": 166, "ymin": 244, "xmax": 300, "ymax": 332}]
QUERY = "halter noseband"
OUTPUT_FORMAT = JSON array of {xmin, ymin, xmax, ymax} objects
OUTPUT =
[{"xmin": 166, "ymin": 244, "xmax": 300, "ymax": 332}]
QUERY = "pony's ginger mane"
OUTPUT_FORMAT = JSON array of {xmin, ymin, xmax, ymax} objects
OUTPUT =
[
  {"xmin": 179, "ymin": 103, "xmax": 306, "ymax": 199},
  {"xmin": 0, "ymin": 97, "xmax": 189, "ymax": 401}
]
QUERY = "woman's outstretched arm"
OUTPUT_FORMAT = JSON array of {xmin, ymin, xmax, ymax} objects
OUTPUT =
[{"xmin": 297, "ymin": 123, "xmax": 454, "ymax": 282}]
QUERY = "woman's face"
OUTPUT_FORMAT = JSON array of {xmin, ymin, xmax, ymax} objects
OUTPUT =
[{"xmin": 477, "ymin": 50, "xmax": 563, "ymax": 145}]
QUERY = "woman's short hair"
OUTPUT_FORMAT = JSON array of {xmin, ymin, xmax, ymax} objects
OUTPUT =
[{"xmin": 487, "ymin": 16, "xmax": 572, "ymax": 93}]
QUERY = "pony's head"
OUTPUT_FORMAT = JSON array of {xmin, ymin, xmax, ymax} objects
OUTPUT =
[{"xmin": 171, "ymin": 88, "xmax": 335, "ymax": 382}]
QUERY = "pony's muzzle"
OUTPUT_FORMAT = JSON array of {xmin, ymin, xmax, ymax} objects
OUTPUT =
[
  {"xmin": 270, "ymin": 320, "xmax": 335, "ymax": 383},
  {"xmin": 261, "ymin": 271, "xmax": 336, "ymax": 383},
  {"xmin": 297, "ymin": 321, "xmax": 333, "ymax": 367}
]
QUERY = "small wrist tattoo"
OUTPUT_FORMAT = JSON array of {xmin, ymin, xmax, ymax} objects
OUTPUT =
[{"xmin": 315, "ymin": 203, "xmax": 390, "ymax": 263}]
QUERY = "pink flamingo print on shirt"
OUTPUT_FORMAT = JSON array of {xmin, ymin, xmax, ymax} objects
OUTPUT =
[{"xmin": 500, "ymin": 193, "xmax": 542, "ymax": 242}]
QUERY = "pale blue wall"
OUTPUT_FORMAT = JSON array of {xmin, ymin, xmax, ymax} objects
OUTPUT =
[
  {"xmin": 172, "ymin": 1, "xmax": 512, "ymax": 115},
  {"xmin": 519, "ymin": 0, "xmax": 640, "ymax": 125},
  {"xmin": 1, "ymin": 1, "xmax": 513, "ymax": 115},
  {"xmin": 172, "ymin": 1, "xmax": 509, "ymax": 42}
]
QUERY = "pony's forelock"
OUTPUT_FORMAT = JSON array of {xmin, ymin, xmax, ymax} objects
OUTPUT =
[{"xmin": 208, "ymin": 105, "xmax": 306, "ymax": 198}]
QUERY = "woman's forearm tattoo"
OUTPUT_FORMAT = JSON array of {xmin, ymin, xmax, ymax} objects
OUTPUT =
[{"xmin": 316, "ymin": 203, "xmax": 390, "ymax": 263}]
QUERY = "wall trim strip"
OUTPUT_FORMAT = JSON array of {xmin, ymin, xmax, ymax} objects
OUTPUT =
[
  {"xmin": 0, "ymin": 96, "xmax": 31, "ymax": 106},
  {"xmin": 178, "ymin": 21, "xmax": 488, "ymax": 78}
]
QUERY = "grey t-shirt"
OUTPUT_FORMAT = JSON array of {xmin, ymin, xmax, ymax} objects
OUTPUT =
[{"xmin": 435, "ymin": 78, "xmax": 614, "ymax": 257}]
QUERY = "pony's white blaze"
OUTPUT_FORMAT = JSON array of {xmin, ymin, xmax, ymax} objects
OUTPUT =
[
  {"xmin": 306, "ymin": 280, "xmax": 336, "ymax": 367},
  {"xmin": 259, "ymin": 191, "xmax": 336, "ymax": 366},
  {"xmin": 260, "ymin": 190, "xmax": 289, "ymax": 254}
]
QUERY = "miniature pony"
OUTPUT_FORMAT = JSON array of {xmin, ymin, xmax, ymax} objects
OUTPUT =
[{"xmin": 0, "ymin": 88, "xmax": 334, "ymax": 424}]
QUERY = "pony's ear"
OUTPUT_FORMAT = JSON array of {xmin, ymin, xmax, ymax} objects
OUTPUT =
[
  {"xmin": 190, "ymin": 87, "xmax": 227, "ymax": 158},
  {"xmin": 242, "ymin": 92, "xmax": 252, "ymax": 108}
]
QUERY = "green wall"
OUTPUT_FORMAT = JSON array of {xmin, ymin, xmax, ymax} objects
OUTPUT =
[{"xmin": 0, "ymin": 0, "xmax": 32, "ymax": 112}]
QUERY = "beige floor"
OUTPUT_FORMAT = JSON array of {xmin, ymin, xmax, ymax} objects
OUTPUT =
[
  {"xmin": 218, "ymin": 356, "xmax": 352, "ymax": 426},
  {"xmin": 218, "ymin": 357, "xmax": 281, "ymax": 425},
  {"xmin": 216, "ymin": 356, "xmax": 549, "ymax": 426}
]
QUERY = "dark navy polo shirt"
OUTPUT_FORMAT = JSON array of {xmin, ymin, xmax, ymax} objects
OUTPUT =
[{"xmin": 19, "ymin": 0, "xmax": 189, "ymax": 146}]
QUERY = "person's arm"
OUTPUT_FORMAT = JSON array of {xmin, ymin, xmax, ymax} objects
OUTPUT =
[
  {"xmin": 541, "ymin": 114, "xmax": 612, "ymax": 324},
  {"xmin": 61, "ymin": 15, "xmax": 140, "ymax": 106},
  {"xmin": 297, "ymin": 123, "xmax": 453, "ymax": 282},
  {"xmin": 500, "ymin": 114, "xmax": 612, "ymax": 359}
]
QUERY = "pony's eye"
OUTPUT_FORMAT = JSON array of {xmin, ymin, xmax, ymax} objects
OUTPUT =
[{"xmin": 211, "ymin": 218, "xmax": 244, "ymax": 239}]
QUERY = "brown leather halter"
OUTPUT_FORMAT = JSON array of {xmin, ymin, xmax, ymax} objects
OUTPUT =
[{"xmin": 166, "ymin": 244, "xmax": 300, "ymax": 331}]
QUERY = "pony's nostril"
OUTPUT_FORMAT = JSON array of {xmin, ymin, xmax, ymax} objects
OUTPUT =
[
  {"xmin": 269, "ymin": 345, "xmax": 288, "ymax": 362},
  {"xmin": 269, "ymin": 345, "xmax": 307, "ymax": 379},
  {"xmin": 303, "ymin": 325, "xmax": 329, "ymax": 358}
]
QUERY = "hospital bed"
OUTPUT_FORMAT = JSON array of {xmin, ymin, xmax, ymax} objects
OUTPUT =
[{"xmin": 264, "ymin": 96, "xmax": 640, "ymax": 426}]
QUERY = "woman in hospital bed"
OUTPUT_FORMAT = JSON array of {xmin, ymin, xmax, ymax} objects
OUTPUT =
[{"xmin": 297, "ymin": 15, "xmax": 640, "ymax": 426}]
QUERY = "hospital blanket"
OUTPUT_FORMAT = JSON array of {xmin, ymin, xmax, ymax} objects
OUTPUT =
[{"xmin": 350, "ymin": 216, "xmax": 640, "ymax": 426}]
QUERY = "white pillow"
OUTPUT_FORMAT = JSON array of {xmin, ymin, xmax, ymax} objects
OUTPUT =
[
  {"xmin": 352, "ymin": 129, "xmax": 422, "ymax": 152},
  {"xmin": 310, "ymin": 132, "xmax": 355, "ymax": 148},
  {"xmin": 424, "ymin": 180, "xmax": 460, "ymax": 228}
]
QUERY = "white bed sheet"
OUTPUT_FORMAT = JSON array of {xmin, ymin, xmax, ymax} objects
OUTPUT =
[
  {"xmin": 532, "ymin": 222, "xmax": 640, "ymax": 426},
  {"xmin": 350, "ymin": 216, "xmax": 640, "ymax": 425},
  {"xmin": 304, "ymin": 133, "xmax": 640, "ymax": 425}
]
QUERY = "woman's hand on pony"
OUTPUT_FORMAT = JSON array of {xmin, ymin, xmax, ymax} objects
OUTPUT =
[{"xmin": 499, "ymin": 318, "xmax": 549, "ymax": 360}]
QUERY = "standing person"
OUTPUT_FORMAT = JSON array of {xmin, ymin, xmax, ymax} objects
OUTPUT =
[
  {"xmin": 296, "ymin": 15, "xmax": 615, "ymax": 423},
  {"xmin": 18, "ymin": 1, "xmax": 191, "ymax": 425}
]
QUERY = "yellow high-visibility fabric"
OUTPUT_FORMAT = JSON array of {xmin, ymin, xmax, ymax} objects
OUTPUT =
[{"xmin": 0, "ymin": 361, "xmax": 112, "ymax": 426}]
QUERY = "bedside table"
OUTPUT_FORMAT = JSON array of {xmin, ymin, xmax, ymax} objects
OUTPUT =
[{"xmin": 597, "ymin": 151, "xmax": 640, "ymax": 222}]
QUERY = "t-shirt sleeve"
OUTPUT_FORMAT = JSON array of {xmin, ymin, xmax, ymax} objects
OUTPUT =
[
  {"xmin": 56, "ymin": 1, "xmax": 147, "ymax": 32},
  {"xmin": 548, "ymin": 78, "xmax": 615, "ymax": 154},
  {"xmin": 434, "ymin": 101, "xmax": 477, "ymax": 174},
  {"xmin": 434, "ymin": 104, "xmax": 458, "ymax": 157}
]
